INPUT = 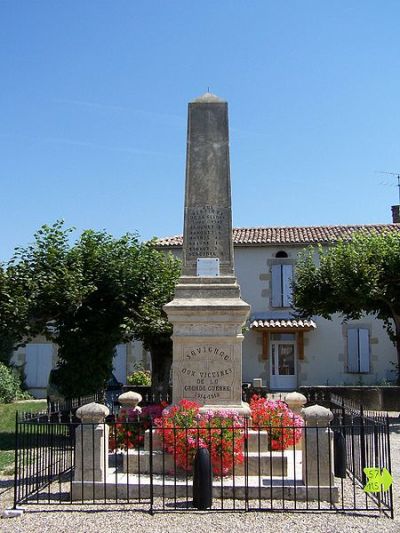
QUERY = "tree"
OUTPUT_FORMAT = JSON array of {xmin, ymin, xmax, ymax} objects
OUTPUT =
[
  {"xmin": 0, "ymin": 222, "xmax": 181, "ymax": 397},
  {"xmin": 130, "ymin": 243, "xmax": 181, "ymax": 394},
  {"xmin": 293, "ymin": 231, "xmax": 400, "ymax": 384}
]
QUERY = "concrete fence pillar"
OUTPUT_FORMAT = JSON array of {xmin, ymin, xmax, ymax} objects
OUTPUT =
[
  {"xmin": 74, "ymin": 402, "xmax": 110, "ymax": 482},
  {"xmin": 285, "ymin": 391, "xmax": 307, "ymax": 416},
  {"xmin": 285, "ymin": 391, "xmax": 307, "ymax": 450},
  {"xmin": 118, "ymin": 391, "xmax": 142, "ymax": 412},
  {"xmin": 301, "ymin": 404, "xmax": 334, "ymax": 487}
]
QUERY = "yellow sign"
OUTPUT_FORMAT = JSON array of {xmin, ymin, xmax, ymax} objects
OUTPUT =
[{"xmin": 363, "ymin": 467, "xmax": 393, "ymax": 493}]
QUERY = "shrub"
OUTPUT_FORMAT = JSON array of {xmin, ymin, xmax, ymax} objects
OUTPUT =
[
  {"xmin": 0, "ymin": 363, "xmax": 31, "ymax": 403},
  {"xmin": 249, "ymin": 394, "xmax": 303, "ymax": 450},
  {"xmin": 126, "ymin": 363, "xmax": 152, "ymax": 386}
]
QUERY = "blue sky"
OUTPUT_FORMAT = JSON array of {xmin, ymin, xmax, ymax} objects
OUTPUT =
[{"xmin": 1, "ymin": 1, "xmax": 399, "ymax": 260}]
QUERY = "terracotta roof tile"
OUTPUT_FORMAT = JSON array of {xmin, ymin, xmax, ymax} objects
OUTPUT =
[
  {"xmin": 156, "ymin": 224, "xmax": 400, "ymax": 247},
  {"xmin": 249, "ymin": 319, "xmax": 317, "ymax": 330}
]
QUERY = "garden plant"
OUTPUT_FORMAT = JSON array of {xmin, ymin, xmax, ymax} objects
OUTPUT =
[{"xmin": 109, "ymin": 395, "xmax": 303, "ymax": 476}]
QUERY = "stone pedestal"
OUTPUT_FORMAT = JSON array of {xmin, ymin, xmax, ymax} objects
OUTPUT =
[
  {"xmin": 165, "ymin": 287, "xmax": 250, "ymax": 415},
  {"xmin": 74, "ymin": 402, "xmax": 110, "ymax": 482},
  {"xmin": 118, "ymin": 391, "xmax": 142, "ymax": 412},
  {"xmin": 301, "ymin": 404, "xmax": 335, "ymax": 488},
  {"xmin": 285, "ymin": 391, "xmax": 307, "ymax": 450}
]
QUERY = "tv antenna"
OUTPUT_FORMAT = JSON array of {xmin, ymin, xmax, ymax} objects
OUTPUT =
[{"xmin": 377, "ymin": 170, "xmax": 400, "ymax": 204}]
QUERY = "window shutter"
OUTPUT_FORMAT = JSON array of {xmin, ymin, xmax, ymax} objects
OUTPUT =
[
  {"xmin": 347, "ymin": 329, "xmax": 359, "ymax": 372},
  {"xmin": 282, "ymin": 264, "xmax": 293, "ymax": 307},
  {"xmin": 271, "ymin": 264, "xmax": 282, "ymax": 307},
  {"xmin": 113, "ymin": 344, "xmax": 127, "ymax": 384},
  {"xmin": 25, "ymin": 344, "xmax": 53, "ymax": 387},
  {"xmin": 358, "ymin": 329, "xmax": 370, "ymax": 373}
]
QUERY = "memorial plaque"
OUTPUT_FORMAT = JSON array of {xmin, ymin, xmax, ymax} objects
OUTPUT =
[{"xmin": 197, "ymin": 258, "xmax": 220, "ymax": 277}]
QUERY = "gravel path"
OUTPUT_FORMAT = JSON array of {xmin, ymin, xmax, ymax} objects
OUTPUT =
[{"xmin": 1, "ymin": 417, "xmax": 399, "ymax": 533}]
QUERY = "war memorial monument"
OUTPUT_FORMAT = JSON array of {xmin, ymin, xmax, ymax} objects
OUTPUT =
[{"xmin": 164, "ymin": 92, "xmax": 251, "ymax": 415}]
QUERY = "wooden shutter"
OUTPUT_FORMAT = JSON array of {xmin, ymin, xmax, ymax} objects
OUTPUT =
[
  {"xmin": 347, "ymin": 329, "xmax": 359, "ymax": 372},
  {"xmin": 271, "ymin": 264, "xmax": 282, "ymax": 307},
  {"xmin": 358, "ymin": 329, "xmax": 370, "ymax": 373},
  {"xmin": 282, "ymin": 264, "xmax": 293, "ymax": 307}
]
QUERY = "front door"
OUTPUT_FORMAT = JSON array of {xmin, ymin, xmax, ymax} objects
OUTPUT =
[{"xmin": 270, "ymin": 340, "xmax": 297, "ymax": 390}]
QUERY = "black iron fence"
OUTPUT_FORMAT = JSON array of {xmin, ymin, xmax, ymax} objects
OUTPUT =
[
  {"xmin": 13, "ymin": 404, "xmax": 394, "ymax": 517},
  {"xmin": 329, "ymin": 393, "xmax": 393, "ymax": 515}
]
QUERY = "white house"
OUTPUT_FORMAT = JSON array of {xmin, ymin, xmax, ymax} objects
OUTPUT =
[{"xmin": 157, "ymin": 221, "xmax": 400, "ymax": 391}]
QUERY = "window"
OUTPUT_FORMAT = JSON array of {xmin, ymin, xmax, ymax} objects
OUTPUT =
[
  {"xmin": 347, "ymin": 328, "xmax": 370, "ymax": 373},
  {"xmin": 275, "ymin": 251, "xmax": 288, "ymax": 258},
  {"xmin": 271, "ymin": 264, "xmax": 293, "ymax": 308}
]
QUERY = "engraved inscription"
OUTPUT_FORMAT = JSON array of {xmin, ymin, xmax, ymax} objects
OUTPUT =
[
  {"xmin": 186, "ymin": 206, "xmax": 229, "ymax": 260},
  {"xmin": 176, "ymin": 344, "xmax": 235, "ymax": 402}
]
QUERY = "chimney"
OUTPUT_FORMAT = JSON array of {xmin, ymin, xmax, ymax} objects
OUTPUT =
[{"xmin": 391, "ymin": 205, "xmax": 400, "ymax": 224}]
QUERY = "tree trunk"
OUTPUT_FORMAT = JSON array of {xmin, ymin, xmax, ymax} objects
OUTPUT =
[
  {"xmin": 149, "ymin": 335, "xmax": 173, "ymax": 397},
  {"xmin": 395, "ymin": 320, "xmax": 400, "ymax": 386}
]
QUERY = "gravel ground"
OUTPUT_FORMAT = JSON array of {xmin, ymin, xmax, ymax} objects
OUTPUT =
[{"xmin": 1, "ymin": 417, "xmax": 399, "ymax": 533}]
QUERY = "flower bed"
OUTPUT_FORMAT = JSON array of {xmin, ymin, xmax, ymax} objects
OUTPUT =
[
  {"xmin": 249, "ymin": 395, "xmax": 303, "ymax": 450},
  {"xmin": 109, "ymin": 395, "xmax": 304, "ymax": 475},
  {"xmin": 154, "ymin": 399, "xmax": 245, "ymax": 476}
]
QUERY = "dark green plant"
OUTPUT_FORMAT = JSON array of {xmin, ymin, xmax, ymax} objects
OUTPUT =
[
  {"xmin": 0, "ymin": 363, "xmax": 31, "ymax": 403},
  {"xmin": 0, "ymin": 222, "xmax": 181, "ymax": 398},
  {"xmin": 293, "ymin": 231, "xmax": 400, "ymax": 384}
]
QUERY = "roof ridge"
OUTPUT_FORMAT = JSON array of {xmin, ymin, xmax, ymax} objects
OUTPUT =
[{"xmin": 156, "ymin": 223, "xmax": 400, "ymax": 246}]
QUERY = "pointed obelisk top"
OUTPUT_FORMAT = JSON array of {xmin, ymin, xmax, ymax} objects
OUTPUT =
[{"xmin": 192, "ymin": 92, "xmax": 225, "ymax": 103}]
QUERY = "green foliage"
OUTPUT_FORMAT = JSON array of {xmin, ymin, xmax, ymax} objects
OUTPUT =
[
  {"xmin": 293, "ymin": 230, "xmax": 400, "ymax": 382},
  {"xmin": 127, "ymin": 362, "xmax": 152, "ymax": 386},
  {"xmin": 0, "ymin": 221, "xmax": 181, "ymax": 399},
  {"xmin": 0, "ymin": 363, "xmax": 31, "ymax": 403},
  {"xmin": 127, "ymin": 370, "xmax": 152, "ymax": 386}
]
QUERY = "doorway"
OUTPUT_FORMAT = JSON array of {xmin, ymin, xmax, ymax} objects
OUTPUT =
[{"xmin": 270, "ymin": 334, "xmax": 297, "ymax": 390}]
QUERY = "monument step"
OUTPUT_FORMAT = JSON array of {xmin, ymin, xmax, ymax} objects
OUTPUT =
[
  {"xmin": 122, "ymin": 450, "xmax": 287, "ymax": 477},
  {"xmin": 144, "ymin": 428, "xmax": 292, "ymax": 454}
]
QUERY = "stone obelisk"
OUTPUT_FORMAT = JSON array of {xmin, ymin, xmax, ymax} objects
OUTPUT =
[{"xmin": 164, "ymin": 93, "xmax": 250, "ymax": 415}]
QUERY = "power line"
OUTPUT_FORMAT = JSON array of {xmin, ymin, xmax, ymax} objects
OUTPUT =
[{"xmin": 376, "ymin": 171, "xmax": 400, "ymax": 204}]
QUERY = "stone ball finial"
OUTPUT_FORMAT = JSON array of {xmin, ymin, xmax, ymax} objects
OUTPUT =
[
  {"xmin": 76, "ymin": 402, "xmax": 110, "ymax": 423},
  {"xmin": 285, "ymin": 392, "xmax": 308, "ymax": 417},
  {"xmin": 118, "ymin": 391, "xmax": 142, "ymax": 410},
  {"xmin": 301, "ymin": 404, "xmax": 333, "ymax": 426}
]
